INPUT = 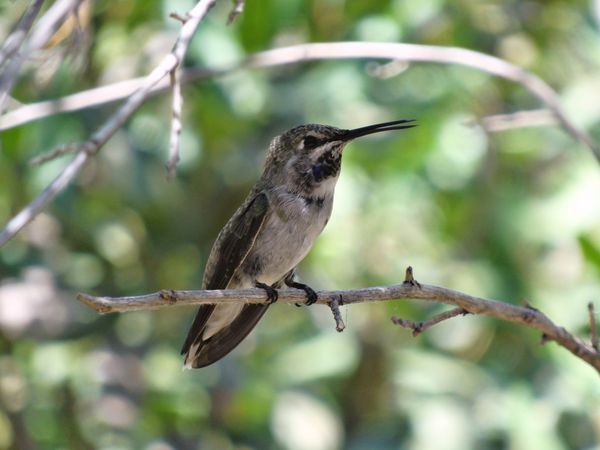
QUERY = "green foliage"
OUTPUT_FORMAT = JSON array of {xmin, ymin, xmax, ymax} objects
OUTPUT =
[{"xmin": 1, "ymin": 1, "xmax": 600, "ymax": 449}]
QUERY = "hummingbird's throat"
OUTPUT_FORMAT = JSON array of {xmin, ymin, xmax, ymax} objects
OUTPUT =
[{"xmin": 312, "ymin": 149, "xmax": 341, "ymax": 182}]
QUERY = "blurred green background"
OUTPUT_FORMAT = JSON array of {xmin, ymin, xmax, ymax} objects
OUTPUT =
[{"xmin": 1, "ymin": 0, "xmax": 600, "ymax": 449}]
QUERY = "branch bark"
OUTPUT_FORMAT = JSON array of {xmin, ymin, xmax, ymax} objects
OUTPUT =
[
  {"xmin": 392, "ymin": 307, "xmax": 469, "ymax": 336},
  {"xmin": 167, "ymin": 58, "xmax": 183, "ymax": 178},
  {"xmin": 77, "ymin": 276, "xmax": 600, "ymax": 374}
]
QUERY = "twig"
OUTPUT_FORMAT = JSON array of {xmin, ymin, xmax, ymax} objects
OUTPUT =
[
  {"xmin": 77, "ymin": 276, "xmax": 600, "ymax": 374},
  {"xmin": 328, "ymin": 296, "xmax": 346, "ymax": 332},
  {"xmin": 0, "ymin": 76, "xmax": 172, "ymax": 130},
  {"xmin": 0, "ymin": 0, "xmax": 46, "ymax": 69},
  {"xmin": 169, "ymin": 12, "xmax": 190, "ymax": 24},
  {"xmin": 0, "ymin": 0, "xmax": 217, "ymax": 247},
  {"xmin": 0, "ymin": 0, "xmax": 84, "ymax": 113},
  {"xmin": 589, "ymin": 302, "xmax": 598, "ymax": 352},
  {"xmin": 0, "ymin": 66, "xmax": 229, "ymax": 131},
  {"xmin": 29, "ymin": 143, "xmax": 79, "ymax": 165},
  {"xmin": 392, "ymin": 307, "xmax": 468, "ymax": 336},
  {"xmin": 403, "ymin": 265, "xmax": 421, "ymax": 288},
  {"xmin": 227, "ymin": 0, "xmax": 245, "ymax": 25},
  {"xmin": 1, "ymin": 42, "xmax": 594, "ymax": 164},
  {"xmin": 167, "ymin": 67, "xmax": 183, "ymax": 178},
  {"xmin": 477, "ymin": 109, "xmax": 558, "ymax": 132}
]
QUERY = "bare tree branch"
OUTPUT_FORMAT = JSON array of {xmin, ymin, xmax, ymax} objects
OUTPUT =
[
  {"xmin": 1, "ymin": 42, "xmax": 594, "ymax": 163},
  {"xmin": 29, "ymin": 143, "xmax": 79, "ymax": 165},
  {"xmin": 0, "ymin": 0, "xmax": 217, "ymax": 247},
  {"xmin": 167, "ymin": 63, "xmax": 183, "ymax": 178},
  {"xmin": 169, "ymin": 12, "xmax": 191, "ymax": 24},
  {"xmin": 227, "ymin": 0, "xmax": 245, "ymax": 25},
  {"xmin": 0, "ymin": 0, "xmax": 84, "ymax": 113},
  {"xmin": 0, "ymin": 75, "xmax": 169, "ymax": 130},
  {"xmin": 392, "ymin": 307, "xmax": 469, "ymax": 336},
  {"xmin": 77, "ymin": 274, "xmax": 600, "ymax": 374},
  {"xmin": 475, "ymin": 109, "xmax": 558, "ymax": 132},
  {"xmin": 328, "ymin": 297, "xmax": 346, "ymax": 332},
  {"xmin": 0, "ymin": 0, "xmax": 46, "ymax": 69}
]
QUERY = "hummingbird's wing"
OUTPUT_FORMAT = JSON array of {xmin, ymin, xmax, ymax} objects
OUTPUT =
[
  {"xmin": 181, "ymin": 191, "xmax": 270, "ymax": 368},
  {"xmin": 203, "ymin": 191, "xmax": 269, "ymax": 291}
]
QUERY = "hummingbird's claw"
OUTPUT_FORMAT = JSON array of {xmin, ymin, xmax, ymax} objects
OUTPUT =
[
  {"xmin": 303, "ymin": 287, "xmax": 318, "ymax": 305},
  {"xmin": 255, "ymin": 281, "xmax": 279, "ymax": 304},
  {"xmin": 285, "ymin": 280, "xmax": 318, "ymax": 306}
]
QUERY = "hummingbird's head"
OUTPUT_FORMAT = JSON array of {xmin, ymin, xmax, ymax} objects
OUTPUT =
[{"xmin": 263, "ymin": 120, "xmax": 416, "ymax": 195}]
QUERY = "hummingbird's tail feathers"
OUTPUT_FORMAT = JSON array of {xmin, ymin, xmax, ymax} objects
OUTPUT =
[
  {"xmin": 182, "ymin": 304, "xmax": 270, "ymax": 368},
  {"xmin": 180, "ymin": 305, "xmax": 214, "ymax": 356}
]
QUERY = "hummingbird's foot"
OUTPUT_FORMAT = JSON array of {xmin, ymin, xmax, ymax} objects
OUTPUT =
[
  {"xmin": 255, "ymin": 281, "xmax": 279, "ymax": 304},
  {"xmin": 285, "ymin": 280, "xmax": 318, "ymax": 306}
]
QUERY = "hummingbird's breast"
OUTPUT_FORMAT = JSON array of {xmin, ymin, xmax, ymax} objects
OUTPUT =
[{"xmin": 237, "ymin": 188, "xmax": 334, "ymax": 286}]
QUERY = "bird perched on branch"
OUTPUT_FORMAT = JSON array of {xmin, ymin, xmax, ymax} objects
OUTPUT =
[{"xmin": 181, "ymin": 119, "xmax": 416, "ymax": 368}]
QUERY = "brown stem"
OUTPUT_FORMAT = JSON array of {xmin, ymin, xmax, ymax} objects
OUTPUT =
[{"xmin": 392, "ymin": 307, "xmax": 469, "ymax": 336}]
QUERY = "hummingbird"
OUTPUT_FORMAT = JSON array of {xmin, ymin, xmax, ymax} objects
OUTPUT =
[{"xmin": 181, "ymin": 119, "xmax": 416, "ymax": 368}]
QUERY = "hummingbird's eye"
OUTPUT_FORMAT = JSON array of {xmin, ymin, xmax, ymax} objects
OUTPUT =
[{"xmin": 303, "ymin": 135, "xmax": 320, "ymax": 150}]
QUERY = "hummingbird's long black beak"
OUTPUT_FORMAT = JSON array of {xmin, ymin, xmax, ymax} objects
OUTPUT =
[{"xmin": 341, "ymin": 119, "xmax": 417, "ymax": 141}]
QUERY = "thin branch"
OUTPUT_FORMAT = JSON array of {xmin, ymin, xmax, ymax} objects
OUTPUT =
[
  {"xmin": 227, "ymin": 0, "xmax": 245, "ymax": 25},
  {"xmin": 589, "ymin": 302, "xmax": 599, "ymax": 352},
  {"xmin": 1, "ymin": 42, "xmax": 595, "ymax": 164},
  {"xmin": 392, "ymin": 307, "xmax": 469, "ymax": 336},
  {"xmin": 0, "ymin": 0, "xmax": 46, "ymax": 69},
  {"xmin": 169, "ymin": 12, "xmax": 190, "ymax": 24},
  {"xmin": 29, "ymin": 143, "xmax": 79, "ymax": 165},
  {"xmin": 328, "ymin": 297, "xmax": 346, "ymax": 332},
  {"xmin": 166, "ymin": 65, "xmax": 183, "ymax": 178},
  {"xmin": 0, "ymin": 147, "xmax": 89, "ymax": 248},
  {"xmin": 0, "ymin": 75, "xmax": 168, "ymax": 130},
  {"xmin": 0, "ymin": 0, "xmax": 84, "ymax": 113},
  {"xmin": 0, "ymin": 67, "xmax": 230, "ymax": 131},
  {"xmin": 403, "ymin": 265, "xmax": 421, "ymax": 287},
  {"xmin": 77, "ymin": 279, "xmax": 600, "ymax": 374},
  {"xmin": 475, "ymin": 109, "xmax": 558, "ymax": 132},
  {"xmin": 0, "ymin": 0, "xmax": 217, "ymax": 247}
]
